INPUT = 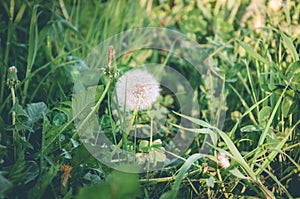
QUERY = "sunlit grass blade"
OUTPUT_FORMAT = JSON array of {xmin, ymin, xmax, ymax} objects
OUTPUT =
[{"xmin": 172, "ymin": 111, "xmax": 212, "ymax": 128}]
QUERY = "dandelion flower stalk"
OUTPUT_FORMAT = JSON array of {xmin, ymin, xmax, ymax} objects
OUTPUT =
[
  {"xmin": 7, "ymin": 66, "xmax": 19, "ymax": 124},
  {"xmin": 149, "ymin": 116, "xmax": 153, "ymax": 150},
  {"xmin": 10, "ymin": 87, "xmax": 16, "ymax": 129},
  {"xmin": 7, "ymin": 66, "xmax": 19, "ymax": 160},
  {"xmin": 112, "ymin": 108, "xmax": 138, "ymax": 156}
]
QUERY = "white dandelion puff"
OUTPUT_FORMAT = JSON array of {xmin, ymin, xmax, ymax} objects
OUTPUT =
[
  {"xmin": 116, "ymin": 69, "xmax": 160, "ymax": 110},
  {"xmin": 218, "ymin": 152, "xmax": 230, "ymax": 169}
]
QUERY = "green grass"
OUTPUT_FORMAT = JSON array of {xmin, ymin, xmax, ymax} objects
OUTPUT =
[{"xmin": 0, "ymin": 0, "xmax": 299, "ymax": 198}]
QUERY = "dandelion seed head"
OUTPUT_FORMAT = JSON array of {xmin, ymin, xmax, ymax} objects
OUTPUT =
[{"xmin": 116, "ymin": 69, "xmax": 160, "ymax": 110}]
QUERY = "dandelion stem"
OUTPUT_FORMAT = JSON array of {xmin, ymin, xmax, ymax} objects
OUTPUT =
[
  {"xmin": 10, "ymin": 86, "xmax": 17, "ymax": 160},
  {"xmin": 112, "ymin": 108, "xmax": 138, "ymax": 156},
  {"xmin": 7, "ymin": 66, "xmax": 19, "ymax": 160},
  {"xmin": 149, "ymin": 116, "xmax": 153, "ymax": 150},
  {"xmin": 10, "ymin": 87, "xmax": 16, "ymax": 128}
]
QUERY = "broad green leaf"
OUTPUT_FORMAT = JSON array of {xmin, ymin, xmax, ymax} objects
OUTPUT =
[
  {"xmin": 281, "ymin": 96, "xmax": 296, "ymax": 117},
  {"xmin": 258, "ymin": 106, "xmax": 272, "ymax": 127},
  {"xmin": 53, "ymin": 103, "xmax": 73, "ymax": 122},
  {"xmin": 72, "ymin": 86, "xmax": 96, "ymax": 121},
  {"xmin": 12, "ymin": 103, "xmax": 28, "ymax": 118},
  {"xmin": 52, "ymin": 112, "xmax": 67, "ymax": 126},
  {"xmin": 26, "ymin": 102, "xmax": 48, "ymax": 124},
  {"xmin": 139, "ymin": 140, "xmax": 149, "ymax": 152},
  {"xmin": 266, "ymin": 130, "xmax": 279, "ymax": 147}
]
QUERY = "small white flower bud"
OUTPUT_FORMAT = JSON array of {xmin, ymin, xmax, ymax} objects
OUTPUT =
[{"xmin": 218, "ymin": 152, "xmax": 230, "ymax": 169}]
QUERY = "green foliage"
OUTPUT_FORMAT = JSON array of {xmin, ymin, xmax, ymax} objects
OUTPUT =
[{"xmin": 0, "ymin": 0, "xmax": 299, "ymax": 199}]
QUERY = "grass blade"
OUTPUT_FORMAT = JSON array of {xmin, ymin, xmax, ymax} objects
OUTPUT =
[
  {"xmin": 160, "ymin": 153, "xmax": 204, "ymax": 199},
  {"xmin": 257, "ymin": 85, "xmax": 288, "ymax": 148},
  {"xmin": 255, "ymin": 163, "xmax": 293, "ymax": 199},
  {"xmin": 22, "ymin": 5, "xmax": 38, "ymax": 105},
  {"xmin": 280, "ymin": 31, "xmax": 299, "ymax": 61},
  {"xmin": 255, "ymin": 120, "xmax": 300, "ymax": 176},
  {"xmin": 237, "ymin": 40, "xmax": 269, "ymax": 65}
]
